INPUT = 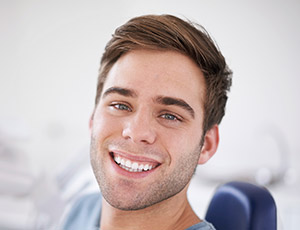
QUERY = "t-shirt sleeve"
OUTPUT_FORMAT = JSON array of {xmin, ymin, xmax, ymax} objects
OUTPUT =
[{"xmin": 63, "ymin": 193, "xmax": 102, "ymax": 230}]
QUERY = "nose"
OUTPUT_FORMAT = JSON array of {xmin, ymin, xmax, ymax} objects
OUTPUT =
[{"xmin": 122, "ymin": 110, "xmax": 156, "ymax": 145}]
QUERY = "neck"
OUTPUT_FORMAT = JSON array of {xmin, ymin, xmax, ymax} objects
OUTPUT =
[{"xmin": 99, "ymin": 187, "xmax": 201, "ymax": 230}]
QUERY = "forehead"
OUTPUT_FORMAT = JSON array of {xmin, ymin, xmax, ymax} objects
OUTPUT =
[{"xmin": 102, "ymin": 50, "xmax": 206, "ymax": 110}]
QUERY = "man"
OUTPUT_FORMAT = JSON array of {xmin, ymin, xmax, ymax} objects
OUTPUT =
[{"xmin": 64, "ymin": 14, "xmax": 232, "ymax": 230}]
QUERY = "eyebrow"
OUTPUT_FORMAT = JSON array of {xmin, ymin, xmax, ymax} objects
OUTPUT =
[
  {"xmin": 156, "ymin": 96, "xmax": 195, "ymax": 119},
  {"xmin": 102, "ymin": 87, "xmax": 137, "ymax": 98}
]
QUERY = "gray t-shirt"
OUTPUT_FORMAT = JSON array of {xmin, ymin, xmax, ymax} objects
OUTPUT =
[{"xmin": 63, "ymin": 193, "xmax": 216, "ymax": 230}]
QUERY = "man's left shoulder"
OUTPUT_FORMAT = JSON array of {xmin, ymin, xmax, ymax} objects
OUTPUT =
[
  {"xmin": 186, "ymin": 220, "xmax": 216, "ymax": 230},
  {"xmin": 63, "ymin": 193, "xmax": 102, "ymax": 230}
]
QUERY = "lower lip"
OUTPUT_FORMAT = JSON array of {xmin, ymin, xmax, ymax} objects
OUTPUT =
[{"xmin": 109, "ymin": 154, "xmax": 158, "ymax": 179}]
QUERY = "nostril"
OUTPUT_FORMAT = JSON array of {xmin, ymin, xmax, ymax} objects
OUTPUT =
[
  {"xmin": 121, "ymin": 112, "xmax": 157, "ymax": 144},
  {"xmin": 122, "ymin": 124, "xmax": 156, "ymax": 144}
]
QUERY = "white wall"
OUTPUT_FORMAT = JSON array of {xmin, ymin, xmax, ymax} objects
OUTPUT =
[{"xmin": 1, "ymin": 0, "xmax": 299, "ymax": 229}]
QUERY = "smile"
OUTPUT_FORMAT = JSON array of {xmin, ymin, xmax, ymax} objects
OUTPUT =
[{"xmin": 110, "ymin": 152, "xmax": 159, "ymax": 173}]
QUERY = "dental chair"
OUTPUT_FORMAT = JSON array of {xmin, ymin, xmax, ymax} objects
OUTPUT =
[{"xmin": 205, "ymin": 181, "xmax": 277, "ymax": 230}]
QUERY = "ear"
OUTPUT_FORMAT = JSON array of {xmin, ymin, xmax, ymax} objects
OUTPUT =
[
  {"xmin": 89, "ymin": 111, "xmax": 95, "ymax": 135},
  {"xmin": 198, "ymin": 125, "xmax": 219, "ymax": 165}
]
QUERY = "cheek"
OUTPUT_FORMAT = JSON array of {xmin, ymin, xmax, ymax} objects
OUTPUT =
[
  {"xmin": 160, "ymin": 127, "xmax": 202, "ymax": 162},
  {"xmin": 92, "ymin": 112, "xmax": 122, "ymax": 139}
]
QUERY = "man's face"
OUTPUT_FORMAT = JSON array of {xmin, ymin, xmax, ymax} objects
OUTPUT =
[{"xmin": 90, "ymin": 49, "xmax": 206, "ymax": 210}]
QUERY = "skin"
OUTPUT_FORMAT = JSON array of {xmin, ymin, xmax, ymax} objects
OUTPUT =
[{"xmin": 90, "ymin": 49, "xmax": 219, "ymax": 230}]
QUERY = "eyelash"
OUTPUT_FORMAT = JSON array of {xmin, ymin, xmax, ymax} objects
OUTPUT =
[
  {"xmin": 110, "ymin": 103, "xmax": 132, "ymax": 112},
  {"xmin": 109, "ymin": 103, "xmax": 183, "ymax": 122},
  {"xmin": 160, "ymin": 113, "xmax": 182, "ymax": 122}
]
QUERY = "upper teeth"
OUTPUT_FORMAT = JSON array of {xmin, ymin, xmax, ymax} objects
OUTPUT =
[{"xmin": 114, "ymin": 155, "xmax": 155, "ymax": 172}]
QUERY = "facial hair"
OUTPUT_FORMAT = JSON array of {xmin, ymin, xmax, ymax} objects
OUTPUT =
[{"xmin": 90, "ymin": 136, "xmax": 202, "ymax": 211}]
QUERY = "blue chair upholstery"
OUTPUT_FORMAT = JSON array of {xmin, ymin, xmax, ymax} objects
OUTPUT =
[{"xmin": 205, "ymin": 181, "xmax": 277, "ymax": 230}]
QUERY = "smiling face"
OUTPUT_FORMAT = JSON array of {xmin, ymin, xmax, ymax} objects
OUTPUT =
[{"xmin": 90, "ymin": 49, "xmax": 214, "ymax": 210}]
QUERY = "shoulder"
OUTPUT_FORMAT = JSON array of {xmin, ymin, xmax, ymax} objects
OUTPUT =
[
  {"xmin": 186, "ymin": 220, "xmax": 216, "ymax": 230},
  {"xmin": 63, "ymin": 193, "xmax": 102, "ymax": 230}
]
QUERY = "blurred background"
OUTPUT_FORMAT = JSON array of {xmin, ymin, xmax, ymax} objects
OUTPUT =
[{"xmin": 1, "ymin": 0, "xmax": 299, "ymax": 229}]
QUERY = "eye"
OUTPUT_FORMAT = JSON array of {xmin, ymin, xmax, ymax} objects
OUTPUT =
[
  {"xmin": 110, "ymin": 103, "xmax": 132, "ymax": 112},
  {"xmin": 160, "ymin": 113, "xmax": 182, "ymax": 122}
]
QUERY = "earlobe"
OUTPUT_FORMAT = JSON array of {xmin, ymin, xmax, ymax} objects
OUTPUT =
[{"xmin": 198, "ymin": 125, "xmax": 219, "ymax": 165}]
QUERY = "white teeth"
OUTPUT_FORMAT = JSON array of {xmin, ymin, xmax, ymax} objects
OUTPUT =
[
  {"xmin": 115, "ymin": 156, "xmax": 121, "ymax": 164},
  {"xmin": 121, "ymin": 159, "xmax": 125, "ymax": 165},
  {"xmin": 113, "ymin": 154, "xmax": 156, "ymax": 172},
  {"xmin": 138, "ymin": 164, "xmax": 144, "ymax": 171},
  {"xmin": 143, "ymin": 164, "xmax": 149, "ymax": 171},
  {"xmin": 125, "ymin": 160, "xmax": 132, "ymax": 168},
  {"xmin": 132, "ymin": 162, "xmax": 138, "ymax": 170}
]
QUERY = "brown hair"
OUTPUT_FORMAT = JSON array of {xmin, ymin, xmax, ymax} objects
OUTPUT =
[{"xmin": 95, "ymin": 14, "xmax": 232, "ymax": 133}]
